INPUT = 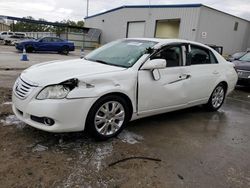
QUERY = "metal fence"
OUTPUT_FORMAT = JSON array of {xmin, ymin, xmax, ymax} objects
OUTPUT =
[{"xmin": 24, "ymin": 29, "xmax": 101, "ymax": 49}]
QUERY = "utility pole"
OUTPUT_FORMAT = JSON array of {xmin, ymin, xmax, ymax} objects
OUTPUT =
[{"xmin": 86, "ymin": 0, "xmax": 89, "ymax": 17}]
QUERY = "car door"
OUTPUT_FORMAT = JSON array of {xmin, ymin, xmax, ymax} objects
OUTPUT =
[
  {"xmin": 138, "ymin": 44, "xmax": 190, "ymax": 114},
  {"xmin": 51, "ymin": 38, "xmax": 63, "ymax": 51},
  {"xmin": 183, "ymin": 44, "xmax": 220, "ymax": 103},
  {"xmin": 38, "ymin": 37, "xmax": 53, "ymax": 51}
]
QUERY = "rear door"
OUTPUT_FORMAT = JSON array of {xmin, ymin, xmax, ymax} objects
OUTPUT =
[
  {"xmin": 38, "ymin": 37, "xmax": 53, "ymax": 51},
  {"xmin": 183, "ymin": 44, "xmax": 220, "ymax": 103}
]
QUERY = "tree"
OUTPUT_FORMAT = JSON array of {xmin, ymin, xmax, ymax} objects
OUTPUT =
[{"xmin": 11, "ymin": 16, "xmax": 84, "ymax": 33}]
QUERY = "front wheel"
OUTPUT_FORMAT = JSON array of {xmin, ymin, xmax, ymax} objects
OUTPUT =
[
  {"xmin": 205, "ymin": 83, "xmax": 226, "ymax": 111},
  {"xmin": 86, "ymin": 95, "xmax": 130, "ymax": 140}
]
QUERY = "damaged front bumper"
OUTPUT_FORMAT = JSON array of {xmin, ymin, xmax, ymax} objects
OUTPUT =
[{"xmin": 12, "ymin": 88, "xmax": 97, "ymax": 133}]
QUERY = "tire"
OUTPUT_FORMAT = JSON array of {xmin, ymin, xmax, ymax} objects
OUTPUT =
[
  {"xmin": 25, "ymin": 45, "xmax": 34, "ymax": 53},
  {"xmin": 60, "ymin": 46, "xmax": 69, "ymax": 55},
  {"xmin": 205, "ymin": 83, "xmax": 226, "ymax": 111},
  {"xmin": 86, "ymin": 95, "xmax": 130, "ymax": 140}
]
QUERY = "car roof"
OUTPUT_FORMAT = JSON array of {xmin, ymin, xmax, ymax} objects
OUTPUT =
[{"xmin": 123, "ymin": 38, "xmax": 213, "ymax": 50}]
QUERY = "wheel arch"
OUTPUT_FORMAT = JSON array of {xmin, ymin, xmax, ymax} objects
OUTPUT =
[
  {"xmin": 218, "ymin": 81, "xmax": 228, "ymax": 93},
  {"xmin": 90, "ymin": 92, "xmax": 134, "ymax": 121}
]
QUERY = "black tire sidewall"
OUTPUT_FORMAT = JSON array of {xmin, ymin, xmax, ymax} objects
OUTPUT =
[
  {"xmin": 61, "ymin": 46, "xmax": 69, "ymax": 55},
  {"xmin": 206, "ymin": 83, "xmax": 226, "ymax": 111},
  {"xmin": 25, "ymin": 45, "xmax": 34, "ymax": 53},
  {"xmin": 86, "ymin": 95, "xmax": 130, "ymax": 140}
]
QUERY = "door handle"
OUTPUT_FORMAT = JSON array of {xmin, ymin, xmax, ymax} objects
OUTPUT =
[
  {"xmin": 168, "ymin": 74, "xmax": 191, "ymax": 84},
  {"xmin": 213, "ymin": 71, "xmax": 219, "ymax": 75},
  {"xmin": 179, "ymin": 74, "xmax": 191, "ymax": 79}
]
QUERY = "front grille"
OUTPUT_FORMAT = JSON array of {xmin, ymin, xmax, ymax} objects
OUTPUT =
[
  {"xmin": 14, "ymin": 77, "xmax": 37, "ymax": 99},
  {"xmin": 237, "ymin": 70, "xmax": 250, "ymax": 79}
]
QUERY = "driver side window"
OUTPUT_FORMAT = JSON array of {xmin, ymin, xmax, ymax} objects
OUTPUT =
[{"xmin": 151, "ymin": 46, "xmax": 182, "ymax": 67}]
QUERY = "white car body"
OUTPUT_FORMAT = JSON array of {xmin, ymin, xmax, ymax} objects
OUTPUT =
[
  {"xmin": 12, "ymin": 38, "xmax": 237, "ymax": 134},
  {"xmin": 0, "ymin": 31, "xmax": 14, "ymax": 40}
]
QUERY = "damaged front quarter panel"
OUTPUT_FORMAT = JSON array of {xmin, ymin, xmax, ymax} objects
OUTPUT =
[{"xmin": 66, "ymin": 78, "xmax": 121, "ymax": 99}]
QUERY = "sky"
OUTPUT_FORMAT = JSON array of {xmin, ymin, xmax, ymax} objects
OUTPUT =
[{"xmin": 0, "ymin": 0, "xmax": 249, "ymax": 22}]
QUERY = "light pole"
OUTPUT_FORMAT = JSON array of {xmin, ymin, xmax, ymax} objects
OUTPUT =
[{"xmin": 86, "ymin": 0, "xmax": 89, "ymax": 17}]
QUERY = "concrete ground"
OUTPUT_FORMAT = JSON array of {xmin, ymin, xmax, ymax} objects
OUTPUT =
[{"xmin": 0, "ymin": 45, "xmax": 250, "ymax": 187}]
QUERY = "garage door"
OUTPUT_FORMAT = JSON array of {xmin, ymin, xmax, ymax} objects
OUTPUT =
[
  {"xmin": 127, "ymin": 21, "xmax": 145, "ymax": 38},
  {"xmin": 155, "ymin": 19, "xmax": 180, "ymax": 38}
]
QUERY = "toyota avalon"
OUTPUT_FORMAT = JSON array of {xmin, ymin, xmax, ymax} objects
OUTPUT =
[{"xmin": 12, "ymin": 38, "xmax": 238, "ymax": 140}]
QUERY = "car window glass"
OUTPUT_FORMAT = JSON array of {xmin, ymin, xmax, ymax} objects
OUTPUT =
[
  {"xmin": 152, "ymin": 46, "xmax": 182, "ymax": 67},
  {"xmin": 52, "ymin": 38, "xmax": 63, "ymax": 42},
  {"xmin": 42, "ymin": 38, "xmax": 52, "ymax": 42},
  {"xmin": 232, "ymin": 52, "xmax": 246, "ymax": 59},
  {"xmin": 239, "ymin": 53, "xmax": 250, "ymax": 62},
  {"xmin": 85, "ymin": 40, "xmax": 157, "ymax": 68},
  {"xmin": 209, "ymin": 51, "xmax": 218, "ymax": 64},
  {"xmin": 188, "ymin": 45, "xmax": 211, "ymax": 65},
  {"xmin": 2, "ymin": 32, "xmax": 7, "ymax": 35}
]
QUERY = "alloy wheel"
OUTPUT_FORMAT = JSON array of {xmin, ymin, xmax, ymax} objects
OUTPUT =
[
  {"xmin": 94, "ymin": 101, "xmax": 125, "ymax": 136},
  {"xmin": 211, "ymin": 86, "xmax": 225, "ymax": 108}
]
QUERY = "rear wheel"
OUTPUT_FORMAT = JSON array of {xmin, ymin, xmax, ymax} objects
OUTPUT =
[
  {"xmin": 205, "ymin": 83, "xmax": 226, "ymax": 111},
  {"xmin": 86, "ymin": 95, "xmax": 130, "ymax": 140},
  {"xmin": 60, "ymin": 46, "xmax": 69, "ymax": 55},
  {"xmin": 25, "ymin": 45, "xmax": 34, "ymax": 53}
]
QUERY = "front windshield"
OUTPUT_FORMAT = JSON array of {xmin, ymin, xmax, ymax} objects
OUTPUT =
[
  {"xmin": 85, "ymin": 39, "xmax": 157, "ymax": 68},
  {"xmin": 239, "ymin": 53, "xmax": 250, "ymax": 62}
]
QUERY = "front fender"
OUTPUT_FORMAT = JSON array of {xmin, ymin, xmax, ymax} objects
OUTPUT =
[{"xmin": 66, "ymin": 75, "xmax": 137, "ymax": 113}]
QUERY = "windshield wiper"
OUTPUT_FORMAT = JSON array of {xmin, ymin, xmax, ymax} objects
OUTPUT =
[
  {"xmin": 88, "ymin": 58, "xmax": 128, "ymax": 68},
  {"xmin": 94, "ymin": 59, "xmax": 110, "ymax": 65}
]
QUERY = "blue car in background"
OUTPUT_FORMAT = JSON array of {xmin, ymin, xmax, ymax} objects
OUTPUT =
[{"xmin": 15, "ymin": 37, "xmax": 75, "ymax": 55}]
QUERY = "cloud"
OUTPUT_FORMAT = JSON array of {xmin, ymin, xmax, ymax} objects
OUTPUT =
[{"xmin": 0, "ymin": 0, "xmax": 249, "ymax": 21}]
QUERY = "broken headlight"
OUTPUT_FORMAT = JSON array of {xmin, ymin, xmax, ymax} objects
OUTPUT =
[
  {"xmin": 36, "ymin": 78, "xmax": 78, "ymax": 100},
  {"xmin": 36, "ymin": 85, "xmax": 70, "ymax": 100}
]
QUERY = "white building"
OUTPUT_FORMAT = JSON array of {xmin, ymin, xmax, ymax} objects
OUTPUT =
[{"xmin": 85, "ymin": 4, "xmax": 250, "ymax": 55}]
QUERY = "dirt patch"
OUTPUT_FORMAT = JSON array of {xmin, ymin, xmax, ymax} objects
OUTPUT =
[{"xmin": 0, "ymin": 87, "xmax": 163, "ymax": 187}]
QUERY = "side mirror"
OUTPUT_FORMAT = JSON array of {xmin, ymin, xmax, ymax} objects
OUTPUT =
[{"xmin": 141, "ymin": 59, "xmax": 166, "ymax": 70}]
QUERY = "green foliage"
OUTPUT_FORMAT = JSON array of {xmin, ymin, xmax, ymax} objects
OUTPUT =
[{"xmin": 11, "ymin": 16, "xmax": 85, "ymax": 33}]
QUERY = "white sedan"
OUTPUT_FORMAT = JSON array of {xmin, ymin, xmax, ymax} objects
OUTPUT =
[{"xmin": 12, "ymin": 38, "xmax": 237, "ymax": 140}]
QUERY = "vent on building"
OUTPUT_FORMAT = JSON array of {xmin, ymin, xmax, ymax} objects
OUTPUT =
[{"xmin": 234, "ymin": 22, "xmax": 238, "ymax": 31}]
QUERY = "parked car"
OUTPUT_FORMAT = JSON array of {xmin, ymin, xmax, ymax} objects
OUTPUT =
[
  {"xmin": 227, "ymin": 51, "xmax": 248, "ymax": 62},
  {"xmin": 15, "ymin": 37, "xmax": 75, "ymax": 54},
  {"xmin": 4, "ymin": 35, "xmax": 25, "ymax": 45},
  {"xmin": 232, "ymin": 52, "xmax": 250, "ymax": 86},
  {"xmin": 4, "ymin": 35, "xmax": 35, "ymax": 46},
  {"xmin": 14, "ymin": 32, "xmax": 26, "ymax": 38},
  {"xmin": 12, "ymin": 38, "xmax": 237, "ymax": 140},
  {"xmin": 0, "ymin": 31, "xmax": 14, "ymax": 40}
]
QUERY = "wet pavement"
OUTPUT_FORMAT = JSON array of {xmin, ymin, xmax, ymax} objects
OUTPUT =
[{"xmin": 0, "ymin": 45, "xmax": 250, "ymax": 187}]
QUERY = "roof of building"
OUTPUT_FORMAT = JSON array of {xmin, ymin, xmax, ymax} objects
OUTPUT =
[
  {"xmin": 85, "ymin": 4, "xmax": 249, "ymax": 22},
  {"xmin": 85, "ymin": 4, "xmax": 202, "ymax": 19}
]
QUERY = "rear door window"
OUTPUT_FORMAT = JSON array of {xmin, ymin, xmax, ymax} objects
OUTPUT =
[{"xmin": 187, "ymin": 45, "xmax": 218, "ymax": 65}]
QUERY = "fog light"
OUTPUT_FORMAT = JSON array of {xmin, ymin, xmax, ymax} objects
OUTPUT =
[{"xmin": 44, "ymin": 117, "xmax": 55, "ymax": 126}]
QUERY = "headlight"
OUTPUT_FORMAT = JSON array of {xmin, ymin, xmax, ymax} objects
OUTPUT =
[{"xmin": 36, "ymin": 85, "xmax": 70, "ymax": 100}]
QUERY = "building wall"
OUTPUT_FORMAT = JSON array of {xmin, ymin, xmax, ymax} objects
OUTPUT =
[
  {"xmin": 85, "ymin": 7, "xmax": 201, "ymax": 44},
  {"xmin": 197, "ymin": 6, "xmax": 250, "ymax": 55},
  {"xmin": 0, "ymin": 23, "xmax": 10, "ymax": 31}
]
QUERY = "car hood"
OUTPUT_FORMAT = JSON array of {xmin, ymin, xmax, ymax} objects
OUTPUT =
[
  {"xmin": 232, "ymin": 60, "xmax": 250, "ymax": 71},
  {"xmin": 21, "ymin": 59, "xmax": 127, "ymax": 86}
]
